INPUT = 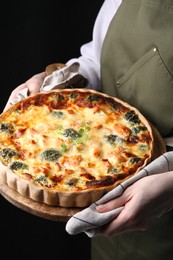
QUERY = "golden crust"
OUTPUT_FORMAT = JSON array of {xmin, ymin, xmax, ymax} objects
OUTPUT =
[{"xmin": 0, "ymin": 89, "xmax": 154, "ymax": 207}]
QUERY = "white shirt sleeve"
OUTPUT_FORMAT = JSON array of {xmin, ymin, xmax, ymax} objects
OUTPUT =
[{"xmin": 66, "ymin": 0, "xmax": 122, "ymax": 90}]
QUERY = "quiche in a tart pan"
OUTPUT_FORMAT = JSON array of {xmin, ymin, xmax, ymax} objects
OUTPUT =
[{"xmin": 0, "ymin": 89, "xmax": 154, "ymax": 207}]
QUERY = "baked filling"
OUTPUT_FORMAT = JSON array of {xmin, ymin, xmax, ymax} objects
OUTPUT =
[{"xmin": 0, "ymin": 89, "xmax": 153, "ymax": 207}]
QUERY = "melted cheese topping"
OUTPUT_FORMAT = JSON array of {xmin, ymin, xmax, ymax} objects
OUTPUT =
[{"xmin": 0, "ymin": 90, "xmax": 153, "ymax": 191}]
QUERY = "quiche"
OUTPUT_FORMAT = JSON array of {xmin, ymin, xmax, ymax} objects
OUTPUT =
[{"xmin": 0, "ymin": 89, "xmax": 153, "ymax": 207}]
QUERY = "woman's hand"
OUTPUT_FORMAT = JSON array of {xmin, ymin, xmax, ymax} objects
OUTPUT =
[
  {"xmin": 96, "ymin": 172, "xmax": 173, "ymax": 236},
  {"xmin": 4, "ymin": 71, "xmax": 46, "ymax": 111}
]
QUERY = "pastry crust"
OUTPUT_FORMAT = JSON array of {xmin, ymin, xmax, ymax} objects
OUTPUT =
[{"xmin": 0, "ymin": 89, "xmax": 154, "ymax": 207}]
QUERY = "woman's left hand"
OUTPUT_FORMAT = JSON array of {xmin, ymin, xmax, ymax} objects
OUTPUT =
[
  {"xmin": 4, "ymin": 71, "xmax": 46, "ymax": 111},
  {"xmin": 96, "ymin": 172, "xmax": 173, "ymax": 236}
]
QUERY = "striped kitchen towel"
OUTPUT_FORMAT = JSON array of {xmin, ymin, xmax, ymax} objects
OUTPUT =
[{"xmin": 66, "ymin": 152, "xmax": 173, "ymax": 237}]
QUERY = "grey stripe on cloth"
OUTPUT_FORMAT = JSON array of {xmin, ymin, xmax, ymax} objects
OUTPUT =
[{"xmin": 65, "ymin": 152, "xmax": 173, "ymax": 237}]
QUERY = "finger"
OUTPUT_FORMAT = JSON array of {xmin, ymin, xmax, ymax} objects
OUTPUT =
[
  {"xmin": 96, "ymin": 192, "xmax": 130, "ymax": 213},
  {"xmin": 100, "ymin": 206, "xmax": 131, "ymax": 236},
  {"xmin": 26, "ymin": 72, "xmax": 46, "ymax": 95}
]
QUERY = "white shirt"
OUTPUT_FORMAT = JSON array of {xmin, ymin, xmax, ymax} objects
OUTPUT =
[{"xmin": 67, "ymin": 0, "xmax": 122, "ymax": 90}]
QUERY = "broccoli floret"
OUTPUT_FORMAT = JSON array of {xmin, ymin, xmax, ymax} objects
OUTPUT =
[
  {"xmin": 56, "ymin": 94, "xmax": 65, "ymax": 101},
  {"xmin": 50, "ymin": 110, "xmax": 64, "ymax": 118},
  {"xmin": 108, "ymin": 168, "xmax": 120, "ymax": 174},
  {"xmin": 140, "ymin": 144, "xmax": 148, "ymax": 151},
  {"xmin": 131, "ymin": 126, "xmax": 148, "ymax": 135},
  {"xmin": 86, "ymin": 94, "xmax": 101, "ymax": 102},
  {"xmin": 106, "ymin": 98, "xmax": 122, "ymax": 112},
  {"xmin": 104, "ymin": 134, "xmax": 124, "ymax": 146},
  {"xmin": 34, "ymin": 175, "xmax": 50, "ymax": 186},
  {"xmin": 0, "ymin": 123, "xmax": 14, "ymax": 134},
  {"xmin": 66, "ymin": 178, "xmax": 79, "ymax": 187},
  {"xmin": 63, "ymin": 128, "xmax": 82, "ymax": 140},
  {"xmin": 128, "ymin": 157, "xmax": 141, "ymax": 165},
  {"xmin": 70, "ymin": 92, "xmax": 78, "ymax": 99},
  {"xmin": 103, "ymin": 134, "xmax": 118, "ymax": 145},
  {"xmin": 124, "ymin": 111, "xmax": 141, "ymax": 124},
  {"xmin": 0, "ymin": 148, "xmax": 18, "ymax": 162},
  {"xmin": 41, "ymin": 149, "xmax": 61, "ymax": 162},
  {"xmin": 9, "ymin": 161, "xmax": 28, "ymax": 171}
]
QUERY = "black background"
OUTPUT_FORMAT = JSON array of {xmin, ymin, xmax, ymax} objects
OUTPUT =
[{"xmin": 0, "ymin": 1, "xmax": 104, "ymax": 259}]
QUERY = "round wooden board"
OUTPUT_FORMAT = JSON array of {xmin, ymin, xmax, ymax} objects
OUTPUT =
[
  {"xmin": 0, "ymin": 126, "xmax": 166, "ymax": 222},
  {"xmin": 0, "ymin": 179, "xmax": 81, "ymax": 222}
]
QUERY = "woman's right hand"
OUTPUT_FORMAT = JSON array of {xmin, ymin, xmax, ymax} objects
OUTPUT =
[{"xmin": 4, "ymin": 71, "xmax": 46, "ymax": 111}]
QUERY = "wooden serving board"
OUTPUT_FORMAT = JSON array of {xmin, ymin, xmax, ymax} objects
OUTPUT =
[
  {"xmin": 0, "ymin": 126, "xmax": 166, "ymax": 222},
  {"xmin": 0, "ymin": 178, "xmax": 80, "ymax": 222}
]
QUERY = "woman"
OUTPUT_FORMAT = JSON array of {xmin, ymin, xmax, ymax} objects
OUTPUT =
[{"xmin": 5, "ymin": 0, "xmax": 173, "ymax": 259}]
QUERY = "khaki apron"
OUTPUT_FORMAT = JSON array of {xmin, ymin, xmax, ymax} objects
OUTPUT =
[
  {"xmin": 101, "ymin": 0, "xmax": 173, "ymax": 137},
  {"xmin": 92, "ymin": 1, "xmax": 173, "ymax": 259}
]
